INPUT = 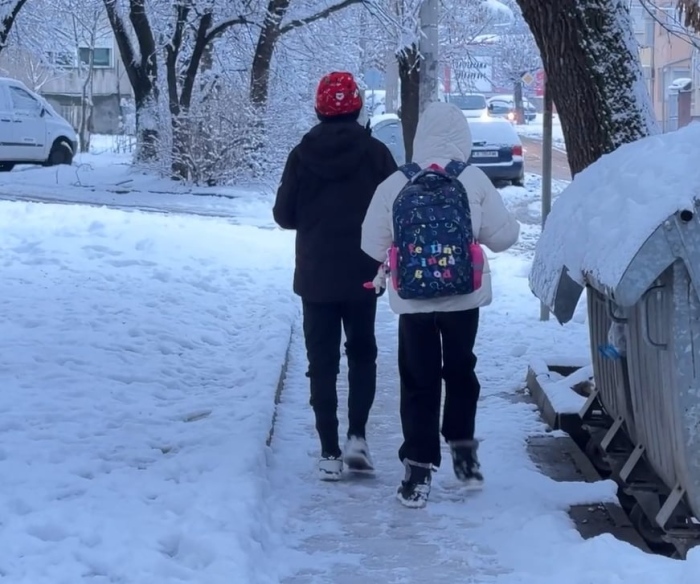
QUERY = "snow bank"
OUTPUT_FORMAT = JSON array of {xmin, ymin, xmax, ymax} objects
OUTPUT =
[
  {"xmin": 0, "ymin": 152, "xmax": 276, "ymax": 226},
  {"xmin": 0, "ymin": 201, "xmax": 297, "ymax": 583},
  {"xmin": 530, "ymin": 122, "xmax": 700, "ymax": 311}
]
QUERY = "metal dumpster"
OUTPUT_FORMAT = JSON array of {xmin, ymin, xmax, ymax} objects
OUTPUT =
[{"xmin": 531, "ymin": 205, "xmax": 700, "ymax": 546}]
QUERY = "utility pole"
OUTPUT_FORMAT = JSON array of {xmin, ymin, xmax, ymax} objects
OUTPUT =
[
  {"xmin": 539, "ymin": 74, "xmax": 553, "ymax": 322},
  {"xmin": 418, "ymin": 0, "xmax": 439, "ymax": 113}
]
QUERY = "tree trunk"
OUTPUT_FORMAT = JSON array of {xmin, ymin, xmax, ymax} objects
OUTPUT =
[
  {"xmin": 515, "ymin": 0, "xmax": 658, "ymax": 176},
  {"xmin": 79, "ymin": 55, "xmax": 95, "ymax": 153},
  {"xmin": 134, "ymin": 92, "xmax": 158, "ymax": 161},
  {"xmin": 0, "ymin": 0, "xmax": 28, "ymax": 55},
  {"xmin": 103, "ymin": 0, "xmax": 159, "ymax": 161},
  {"xmin": 250, "ymin": 0, "xmax": 289, "ymax": 106},
  {"xmin": 398, "ymin": 45, "xmax": 420, "ymax": 163}
]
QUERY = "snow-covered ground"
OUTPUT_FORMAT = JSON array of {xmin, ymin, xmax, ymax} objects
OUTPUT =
[
  {"xmin": 0, "ymin": 135, "xmax": 275, "ymax": 226},
  {"xmin": 0, "ymin": 201, "xmax": 297, "ymax": 583},
  {"xmin": 269, "ymin": 253, "xmax": 700, "ymax": 583},
  {"xmin": 516, "ymin": 113, "xmax": 566, "ymax": 151},
  {"xmin": 2, "ymin": 162, "xmax": 700, "ymax": 582}
]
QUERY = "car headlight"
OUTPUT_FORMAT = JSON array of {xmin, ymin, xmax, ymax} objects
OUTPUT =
[{"xmin": 507, "ymin": 112, "xmax": 515, "ymax": 121}]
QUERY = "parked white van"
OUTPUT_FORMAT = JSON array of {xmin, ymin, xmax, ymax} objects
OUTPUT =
[{"xmin": 0, "ymin": 77, "xmax": 78, "ymax": 172}]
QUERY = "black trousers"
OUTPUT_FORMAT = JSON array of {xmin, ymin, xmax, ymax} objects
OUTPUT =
[
  {"xmin": 398, "ymin": 309, "xmax": 480, "ymax": 467},
  {"xmin": 302, "ymin": 298, "xmax": 378, "ymax": 457}
]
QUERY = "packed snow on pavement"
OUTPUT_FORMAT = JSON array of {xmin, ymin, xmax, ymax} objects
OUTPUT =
[{"xmin": 2, "ymin": 172, "xmax": 700, "ymax": 583}]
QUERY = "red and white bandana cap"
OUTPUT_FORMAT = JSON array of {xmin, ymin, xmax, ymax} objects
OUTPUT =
[{"xmin": 315, "ymin": 71, "xmax": 363, "ymax": 117}]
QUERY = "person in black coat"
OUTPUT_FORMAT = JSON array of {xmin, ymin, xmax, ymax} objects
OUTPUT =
[{"xmin": 273, "ymin": 71, "xmax": 398, "ymax": 481}]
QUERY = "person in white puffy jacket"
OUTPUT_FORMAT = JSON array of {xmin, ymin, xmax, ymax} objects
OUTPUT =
[{"xmin": 361, "ymin": 101, "xmax": 520, "ymax": 508}]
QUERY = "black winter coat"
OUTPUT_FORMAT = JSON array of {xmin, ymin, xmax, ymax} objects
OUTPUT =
[{"xmin": 273, "ymin": 120, "xmax": 398, "ymax": 303}]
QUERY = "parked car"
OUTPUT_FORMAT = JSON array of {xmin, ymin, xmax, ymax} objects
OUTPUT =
[
  {"xmin": 487, "ymin": 94, "xmax": 537, "ymax": 123},
  {"xmin": 467, "ymin": 117, "xmax": 524, "ymax": 186},
  {"xmin": 0, "ymin": 77, "xmax": 78, "ymax": 172},
  {"xmin": 445, "ymin": 93, "xmax": 489, "ymax": 118},
  {"xmin": 370, "ymin": 113, "xmax": 405, "ymax": 166}
]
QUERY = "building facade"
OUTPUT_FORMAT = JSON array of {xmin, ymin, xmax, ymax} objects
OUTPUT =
[
  {"xmin": 629, "ymin": 0, "xmax": 699, "ymax": 131},
  {"xmin": 0, "ymin": 27, "xmax": 133, "ymax": 134}
]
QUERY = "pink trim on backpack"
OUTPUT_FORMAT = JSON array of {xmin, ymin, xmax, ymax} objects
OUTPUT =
[
  {"xmin": 389, "ymin": 244, "xmax": 399, "ymax": 290},
  {"xmin": 469, "ymin": 242, "xmax": 484, "ymax": 290}
]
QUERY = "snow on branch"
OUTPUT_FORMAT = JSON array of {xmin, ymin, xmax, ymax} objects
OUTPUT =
[
  {"xmin": 279, "ymin": 0, "xmax": 368, "ymax": 35},
  {"xmin": 639, "ymin": 0, "xmax": 700, "ymax": 48},
  {"xmin": 0, "ymin": 0, "xmax": 28, "ymax": 49}
]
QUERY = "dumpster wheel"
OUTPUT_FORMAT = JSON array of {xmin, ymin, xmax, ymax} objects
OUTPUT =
[
  {"xmin": 629, "ymin": 503, "xmax": 666, "ymax": 545},
  {"xmin": 584, "ymin": 434, "xmax": 611, "ymax": 474}
]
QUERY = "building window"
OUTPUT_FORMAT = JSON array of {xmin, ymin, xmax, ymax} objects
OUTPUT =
[
  {"xmin": 78, "ymin": 47, "xmax": 112, "ymax": 68},
  {"xmin": 660, "ymin": 7, "xmax": 685, "ymax": 33}
]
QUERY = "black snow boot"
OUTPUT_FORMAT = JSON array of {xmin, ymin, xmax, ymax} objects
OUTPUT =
[
  {"xmin": 396, "ymin": 460, "xmax": 432, "ymax": 509},
  {"xmin": 449, "ymin": 439, "xmax": 484, "ymax": 489}
]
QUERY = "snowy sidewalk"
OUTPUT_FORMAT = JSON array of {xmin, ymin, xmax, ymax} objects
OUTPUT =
[
  {"xmin": 268, "ymin": 251, "xmax": 700, "ymax": 583},
  {"xmin": 0, "ymin": 201, "xmax": 297, "ymax": 583}
]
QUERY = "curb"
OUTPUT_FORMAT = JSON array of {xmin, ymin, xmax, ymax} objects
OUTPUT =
[{"xmin": 266, "ymin": 322, "xmax": 296, "ymax": 447}]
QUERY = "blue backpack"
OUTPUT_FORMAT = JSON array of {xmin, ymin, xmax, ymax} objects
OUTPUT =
[{"xmin": 390, "ymin": 160, "xmax": 480, "ymax": 300}]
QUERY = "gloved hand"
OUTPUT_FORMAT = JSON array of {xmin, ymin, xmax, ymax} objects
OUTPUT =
[
  {"xmin": 370, "ymin": 269, "xmax": 386, "ymax": 294},
  {"xmin": 363, "ymin": 264, "xmax": 388, "ymax": 295}
]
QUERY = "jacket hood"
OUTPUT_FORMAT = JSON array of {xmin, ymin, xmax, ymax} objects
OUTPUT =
[
  {"xmin": 412, "ymin": 102, "xmax": 472, "ymax": 166},
  {"xmin": 297, "ymin": 121, "xmax": 371, "ymax": 179}
]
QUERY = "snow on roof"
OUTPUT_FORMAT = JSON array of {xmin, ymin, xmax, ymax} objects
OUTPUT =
[
  {"xmin": 482, "ymin": 0, "xmax": 513, "ymax": 19},
  {"xmin": 669, "ymin": 78, "xmax": 692, "ymax": 91},
  {"xmin": 530, "ymin": 121, "xmax": 700, "ymax": 311}
]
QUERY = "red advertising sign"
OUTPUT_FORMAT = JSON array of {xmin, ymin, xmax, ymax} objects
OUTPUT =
[
  {"xmin": 533, "ymin": 68, "xmax": 545, "ymax": 97},
  {"xmin": 442, "ymin": 64, "xmax": 451, "ymax": 94}
]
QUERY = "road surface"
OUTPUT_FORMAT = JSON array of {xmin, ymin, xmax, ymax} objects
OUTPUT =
[{"xmin": 521, "ymin": 136, "xmax": 571, "ymax": 181}]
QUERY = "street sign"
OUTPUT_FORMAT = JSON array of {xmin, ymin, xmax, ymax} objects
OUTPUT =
[{"xmin": 521, "ymin": 71, "xmax": 534, "ymax": 86}]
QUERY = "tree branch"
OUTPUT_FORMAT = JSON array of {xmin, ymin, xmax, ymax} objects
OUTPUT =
[
  {"xmin": 103, "ymin": 0, "xmax": 142, "ymax": 93},
  {"xmin": 181, "ymin": 11, "xmax": 213, "ymax": 109},
  {"xmin": 128, "ymin": 0, "xmax": 157, "ymax": 70},
  {"xmin": 203, "ymin": 14, "xmax": 255, "ymax": 44},
  {"xmin": 278, "ymin": 0, "xmax": 367, "ymax": 35},
  {"xmin": 0, "ymin": 0, "xmax": 29, "ymax": 51}
]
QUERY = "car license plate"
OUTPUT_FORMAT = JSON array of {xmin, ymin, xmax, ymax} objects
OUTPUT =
[{"xmin": 473, "ymin": 151, "xmax": 499, "ymax": 158}]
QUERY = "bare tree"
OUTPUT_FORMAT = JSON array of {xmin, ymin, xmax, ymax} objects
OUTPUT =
[
  {"xmin": 515, "ymin": 0, "xmax": 658, "ymax": 175},
  {"xmin": 102, "ymin": 0, "xmax": 254, "ymax": 166},
  {"xmin": 61, "ymin": 0, "xmax": 113, "ymax": 153}
]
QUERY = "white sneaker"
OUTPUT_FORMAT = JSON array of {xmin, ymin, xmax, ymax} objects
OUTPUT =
[
  {"xmin": 343, "ymin": 436, "xmax": 375, "ymax": 472},
  {"xmin": 318, "ymin": 456, "xmax": 343, "ymax": 481}
]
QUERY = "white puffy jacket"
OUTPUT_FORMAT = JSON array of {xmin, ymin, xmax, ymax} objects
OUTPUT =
[{"xmin": 361, "ymin": 101, "xmax": 520, "ymax": 315}]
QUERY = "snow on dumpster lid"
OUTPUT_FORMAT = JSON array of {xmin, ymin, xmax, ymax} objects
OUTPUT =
[{"xmin": 530, "ymin": 122, "xmax": 700, "ymax": 313}]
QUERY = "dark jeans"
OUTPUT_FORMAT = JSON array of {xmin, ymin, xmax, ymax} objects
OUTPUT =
[
  {"xmin": 302, "ymin": 298, "xmax": 378, "ymax": 457},
  {"xmin": 398, "ymin": 309, "xmax": 480, "ymax": 467}
]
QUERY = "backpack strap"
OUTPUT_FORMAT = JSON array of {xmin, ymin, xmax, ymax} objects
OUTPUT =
[
  {"xmin": 444, "ymin": 160, "xmax": 469, "ymax": 178},
  {"xmin": 398, "ymin": 162, "xmax": 422, "ymax": 180}
]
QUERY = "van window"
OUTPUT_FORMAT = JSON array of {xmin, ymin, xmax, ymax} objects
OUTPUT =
[
  {"xmin": 0, "ymin": 86, "xmax": 10, "ymax": 112},
  {"xmin": 9, "ymin": 86, "xmax": 41, "ymax": 115}
]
